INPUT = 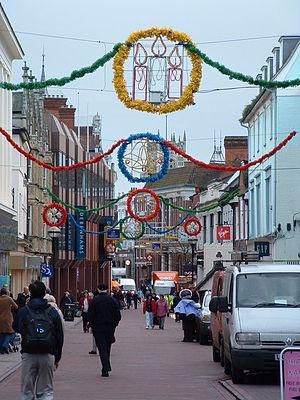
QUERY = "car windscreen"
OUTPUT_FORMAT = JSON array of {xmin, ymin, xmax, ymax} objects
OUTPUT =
[{"xmin": 236, "ymin": 273, "xmax": 300, "ymax": 308}]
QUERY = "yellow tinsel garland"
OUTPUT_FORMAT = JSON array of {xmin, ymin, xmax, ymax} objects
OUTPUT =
[{"xmin": 113, "ymin": 27, "xmax": 202, "ymax": 114}]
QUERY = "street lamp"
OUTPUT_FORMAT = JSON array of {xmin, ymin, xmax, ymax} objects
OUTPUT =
[
  {"xmin": 188, "ymin": 238, "xmax": 198, "ymax": 285},
  {"xmin": 48, "ymin": 226, "xmax": 61, "ymax": 298}
]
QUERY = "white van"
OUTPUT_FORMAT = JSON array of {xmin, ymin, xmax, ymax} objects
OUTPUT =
[
  {"xmin": 119, "ymin": 278, "xmax": 136, "ymax": 292},
  {"xmin": 209, "ymin": 263, "xmax": 300, "ymax": 384},
  {"xmin": 153, "ymin": 280, "xmax": 175, "ymax": 296}
]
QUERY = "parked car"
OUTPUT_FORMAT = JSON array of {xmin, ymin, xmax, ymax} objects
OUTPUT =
[
  {"xmin": 209, "ymin": 263, "xmax": 300, "ymax": 384},
  {"xmin": 210, "ymin": 269, "xmax": 225, "ymax": 363},
  {"xmin": 198, "ymin": 290, "xmax": 212, "ymax": 345}
]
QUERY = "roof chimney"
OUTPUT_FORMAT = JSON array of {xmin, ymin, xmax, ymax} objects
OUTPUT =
[
  {"xmin": 272, "ymin": 47, "xmax": 280, "ymax": 73},
  {"xmin": 279, "ymin": 36, "xmax": 300, "ymax": 65},
  {"xmin": 261, "ymin": 65, "xmax": 268, "ymax": 81},
  {"xmin": 58, "ymin": 105, "xmax": 76, "ymax": 130},
  {"xmin": 44, "ymin": 96, "xmax": 68, "ymax": 119},
  {"xmin": 224, "ymin": 136, "xmax": 248, "ymax": 166},
  {"xmin": 266, "ymin": 56, "xmax": 274, "ymax": 80}
]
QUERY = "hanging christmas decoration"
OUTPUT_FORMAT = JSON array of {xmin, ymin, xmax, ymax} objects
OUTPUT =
[
  {"xmin": 118, "ymin": 132, "xmax": 169, "ymax": 183},
  {"xmin": 120, "ymin": 217, "xmax": 145, "ymax": 240},
  {"xmin": 183, "ymin": 217, "xmax": 202, "ymax": 236},
  {"xmin": 42, "ymin": 203, "xmax": 67, "ymax": 227},
  {"xmin": 113, "ymin": 27, "xmax": 202, "ymax": 114},
  {"xmin": 105, "ymin": 241, "xmax": 117, "ymax": 255},
  {"xmin": 127, "ymin": 188, "xmax": 160, "ymax": 222},
  {"xmin": 1, "ymin": 128, "xmax": 296, "ymax": 174}
]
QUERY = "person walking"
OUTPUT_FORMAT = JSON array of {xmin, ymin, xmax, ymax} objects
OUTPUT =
[
  {"xmin": 0, "ymin": 288, "xmax": 18, "ymax": 354},
  {"xmin": 156, "ymin": 295, "xmax": 169, "ymax": 330},
  {"xmin": 13, "ymin": 281, "xmax": 64, "ymax": 400},
  {"xmin": 16, "ymin": 286, "xmax": 30, "ymax": 308},
  {"xmin": 79, "ymin": 291, "xmax": 92, "ymax": 333},
  {"xmin": 44, "ymin": 294, "xmax": 64, "ymax": 330},
  {"xmin": 125, "ymin": 291, "xmax": 132, "ymax": 309},
  {"xmin": 88, "ymin": 284, "xmax": 121, "ymax": 377},
  {"xmin": 59, "ymin": 290, "xmax": 74, "ymax": 312},
  {"xmin": 132, "ymin": 291, "xmax": 140, "ymax": 310},
  {"xmin": 143, "ymin": 294, "xmax": 157, "ymax": 329},
  {"xmin": 174, "ymin": 289, "xmax": 201, "ymax": 342},
  {"xmin": 173, "ymin": 292, "xmax": 181, "ymax": 322}
]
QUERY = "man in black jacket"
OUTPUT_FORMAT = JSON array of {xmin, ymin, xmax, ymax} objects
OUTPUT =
[
  {"xmin": 13, "ymin": 281, "xmax": 64, "ymax": 400},
  {"xmin": 16, "ymin": 286, "xmax": 30, "ymax": 308},
  {"xmin": 88, "ymin": 283, "xmax": 121, "ymax": 377}
]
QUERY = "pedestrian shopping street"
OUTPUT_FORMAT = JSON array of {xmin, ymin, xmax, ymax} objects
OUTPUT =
[{"xmin": 0, "ymin": 308, "xmax": 279, "ymax": 400}]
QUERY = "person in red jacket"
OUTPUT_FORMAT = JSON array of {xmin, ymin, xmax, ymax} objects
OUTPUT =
[
  {"xmin": 143, "ymin": 294, "xmax": 157, "ymax": 329},
  {"xmin": 79, "ymin": 291, "xmax": 93, "ymax": 333}
]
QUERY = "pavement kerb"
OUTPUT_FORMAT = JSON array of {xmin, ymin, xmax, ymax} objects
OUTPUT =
[
  {"xmin": 0, "ymin": 317, "xmax": 82, "ymax": 383},
  {"xmin": 219, "ymin": 379, "xmax": 256, "ymax": 400}
]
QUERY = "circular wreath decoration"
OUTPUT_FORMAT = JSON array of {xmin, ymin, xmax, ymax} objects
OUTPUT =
[
  {"xmin": 42, "ymin": 203, "xmax": 67, "ymax": 227},
  {"xmin": 105, "ymin": 241, "xmax": 117, "ymax": 254},
  {"xmin": 120, "ymin": 216, "xmax": 145, "ymax": 240},
  {"xmin": 183, "ymin": 217, "xmax": 202, "ymax": 236},
  {"xmin": 127, "ymin": 188, "xmax": 160, "ymax": 222},
  {"xmin": 113, "ymin": 27, "xmax": 202, "ymax": 114},
  {"xmin": 118, "ymin": 132, "xmax": 169, "ymax": 183}
]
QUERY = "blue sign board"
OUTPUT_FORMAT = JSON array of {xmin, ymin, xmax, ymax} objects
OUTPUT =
[
  {"xmin": 106, "ymin": 228, "xmax": 120, "ymax": 240},
  {"xmin": 152, "ymin": 242, "xmax": 161, "ymax": 251},
  {"xmin": 254, "ymin": 241, "xmax": 270, "ymax": 256},
  {"xmin": 75, "ymin": 206, "xmax": 87, "ymax": 260},
  {"xmin": 40, "ymin": 263, "xmax": 53, "ymax": 278}
]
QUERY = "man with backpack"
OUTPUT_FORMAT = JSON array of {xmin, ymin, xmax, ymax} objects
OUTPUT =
[{"xmin": 13, "ymin": 280, "xmax": 64, "ymax": 400}]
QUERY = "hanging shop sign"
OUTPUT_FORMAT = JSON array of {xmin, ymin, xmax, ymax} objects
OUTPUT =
[
  {"xmin": 75, "ymin": 206, "xmax": 87, "ymax": 260},
  {"xmin": 254, "ymin": 241, "xmax": 270, "ymax": 257},
  {"xmin": 216, "ymin": 225, "xmax": 231, "ymax": 241}
]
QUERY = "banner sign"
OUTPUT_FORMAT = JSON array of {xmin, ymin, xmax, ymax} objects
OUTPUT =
[
  {"xmin": 216, "ymin": 225, "xmax": 231, "ymax": 241},
  {"xmin": 75, "ymin": 206, "xmax": 87, "ymax": 260}
]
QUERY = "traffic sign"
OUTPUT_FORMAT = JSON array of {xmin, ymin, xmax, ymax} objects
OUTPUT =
[
  {"xmin": 40, "ymin": 263, "xmax": 53, "ymax": 278},
  {"xmin": 280, "ymin": 347, "xmax": 300, "ymax": 400}
]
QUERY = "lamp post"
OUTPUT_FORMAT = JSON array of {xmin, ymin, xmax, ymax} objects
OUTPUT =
[
  {"xmin": 188, "ymin": 238, "xmax": 198, "ymax": 285},
  {"xmin": 48, "ymin": 226, "xmax": 61, "ymax": 299}
]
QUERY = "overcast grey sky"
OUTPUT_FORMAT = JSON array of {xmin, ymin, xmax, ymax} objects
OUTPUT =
[{"xmin": 2, "ymin": 0, "xmax": 300, "ymax": 192}]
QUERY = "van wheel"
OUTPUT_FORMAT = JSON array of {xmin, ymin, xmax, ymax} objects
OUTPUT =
[
  {"xmin": 212, "ymin": 346, "xmax": 220, "ymax": 362},
  {"xmin": 224, "ymin": 355, "xmax": 231, "ymax": 375},
  {"xmin": 231, "ymin": 361, "xmax": 244, "ymax": 384},
  {"xmin": 220, "ymin": 339, "xmax": 224, "ymax": 367}
]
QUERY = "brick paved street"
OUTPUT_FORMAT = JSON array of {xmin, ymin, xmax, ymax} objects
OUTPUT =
[{"xmin": 0, "ymin": 309, "xmax": 280, "ymax": 400}]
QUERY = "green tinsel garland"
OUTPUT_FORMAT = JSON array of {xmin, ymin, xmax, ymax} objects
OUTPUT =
[
  {"xmin": 46, "ymin": 188, "xmax": 128, "ymax": 213},
  {"xmin": 184, "ymin": 43, "xmax": 300, "ymax": 89},
  {"xmin": 0, "ymin": 43, "xmax": 122, "ymax": 91},
  {"xmin": 159, "ymin": 188, "xmax": 239, "ymax": 214},
  {"xmin": 1, "ymin": 40, "xmax": 299, "ymax": 91}
]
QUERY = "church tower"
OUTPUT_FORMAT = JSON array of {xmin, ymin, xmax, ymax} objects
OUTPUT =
[{"xmin": 169, "ymin": 131, "xmax": 187, "ymax": 169}]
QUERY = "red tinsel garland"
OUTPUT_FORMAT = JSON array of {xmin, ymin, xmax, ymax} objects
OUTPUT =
[
  {"xmin": 163, "ymin": 131, "xmax": 297, "ymax": 172},
  {"xmin": 0, "ymin": 127, "xmax": 125, "ymax": 172},
  {"xmin": 127, "ymin": 188, "xmax": 160, "ymax": 222},
  {"xmin": 183, "ymin": 217, "xmax": 202, "ymax": 236},
  {"xmin": 42, "ymin": 203, "xmax": 67, "ymax": 227},
  {"xmin": 0, "ymin": 127, "xmax": 296, "ymax": 173}
]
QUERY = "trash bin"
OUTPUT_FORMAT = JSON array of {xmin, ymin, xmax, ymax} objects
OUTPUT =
[{"xmin": 63, "ymin": 303, "xmax": 75, "ymax": 321}]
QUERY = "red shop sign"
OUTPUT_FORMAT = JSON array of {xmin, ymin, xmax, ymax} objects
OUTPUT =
[{"xmin": 216, "ymin": 225, "xmax": 231, "ymax": 241}]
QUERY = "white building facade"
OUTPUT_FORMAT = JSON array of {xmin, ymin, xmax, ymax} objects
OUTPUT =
[
  {"xmin": 242, "ymin": 36, "xmax": 300, "ymax": 262},
  {"xmin": 0, "ymin": 5, "xmax": 24, "ymax": 287}
]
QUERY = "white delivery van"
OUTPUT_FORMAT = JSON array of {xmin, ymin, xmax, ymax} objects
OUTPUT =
[
  {"xmin": 119, "ymin": 278, "xmax": 136, "ymax": 292},
  {"xmin": 209, "ymin": 263, "xmax": 300, "ymax": 384},
  {"xmin": 153, "ymin": 280, "xmax": 175, "ymax": 296}
]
